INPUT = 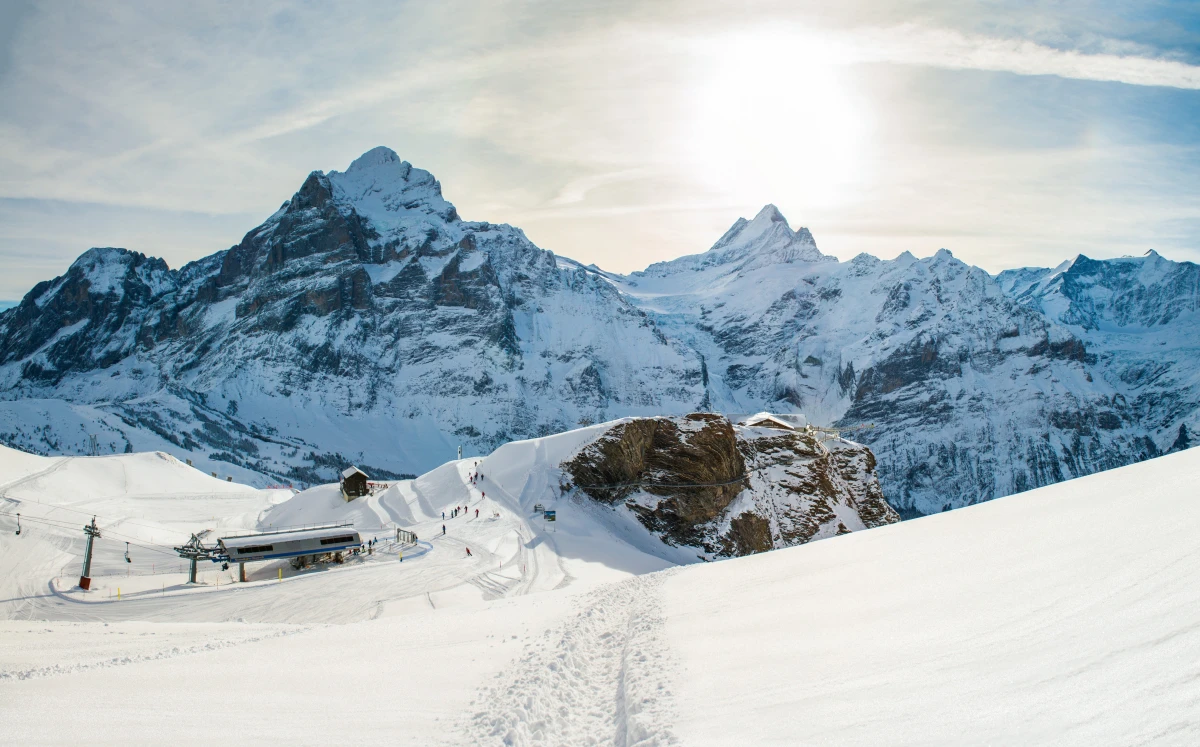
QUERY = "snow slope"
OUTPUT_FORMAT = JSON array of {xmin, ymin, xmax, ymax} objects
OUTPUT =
[
  {"xmin": 0, "ymin": 422, "xmax": 699, "ymax": 626},
  {"xmin": 664, "ymin": 446, "xmax": 1200, "ymax": 745},
  {"xmin": 3, "ymin": 438, "xmax": 1199, "ymax": 744},
  {"xmin": 0, "ymin": 444, "xmax": 290, "ymax": 619}
]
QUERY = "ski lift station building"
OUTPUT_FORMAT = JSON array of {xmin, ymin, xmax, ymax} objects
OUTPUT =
[{"xmin": 218, "ymin": 526, "xmax": 362, "ymax": 564}]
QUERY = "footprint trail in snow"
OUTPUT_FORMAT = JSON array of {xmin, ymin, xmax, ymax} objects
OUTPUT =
[{"xmin": 467, "ymin": 570, "xmax": 680, "ymax": 747}]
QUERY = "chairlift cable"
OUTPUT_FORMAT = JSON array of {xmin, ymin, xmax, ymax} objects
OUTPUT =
[
  {"xmin": 0, "ymin": 513, "xmax": 180, "ymax": 556},
  {"xmin": 0, "ymin": 509, "xmax": 197, "ymax": 554}
]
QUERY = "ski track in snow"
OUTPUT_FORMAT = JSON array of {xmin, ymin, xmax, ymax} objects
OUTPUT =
[
  {"xmin": 466, "ymin": 569, "xmax": 680, "ymax": 747},
  {"xmin": 0, "ymin": 625, "xmax": 311, "ymax": 681}
]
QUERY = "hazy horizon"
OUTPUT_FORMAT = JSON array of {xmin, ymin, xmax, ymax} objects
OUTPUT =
[{"xmin": 1, "ymin": 0, "xmax": 1198, "ymax": 299}]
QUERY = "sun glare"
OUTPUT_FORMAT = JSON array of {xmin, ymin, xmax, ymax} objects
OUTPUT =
[{"xmin": 683, "ymin": 30, "xmax": 872, "ymax": 213}]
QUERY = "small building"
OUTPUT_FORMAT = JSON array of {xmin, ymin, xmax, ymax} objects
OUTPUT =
[
  {"xmin": 341, "ymin": 466, "xmax": 369, "ymax": 501},
  {"xmin": 741, "ymin": 412, "xmax": 801, "ymax": 430}
]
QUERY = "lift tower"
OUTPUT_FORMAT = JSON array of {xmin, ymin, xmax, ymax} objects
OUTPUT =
[
  {"xmin": 79, "ymin": 516, "xmax": 100, "ymax": 590},
  {"xmin": 174, "ymin": 533, "xmax": 221, "ymax": 584}
]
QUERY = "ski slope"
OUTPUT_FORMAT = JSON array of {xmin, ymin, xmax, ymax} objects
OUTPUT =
[
  {"xmin": 0, "ymin": 422, "xmax": 692, "ymax": 625},
  {"xmin": 3, "ymin": 440, "xmax": 1200, "ymax": 745}
]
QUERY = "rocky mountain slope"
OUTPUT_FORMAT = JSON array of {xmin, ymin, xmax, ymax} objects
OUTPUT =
[
  {"xmin": 600, "ymin": 211, "xmax": 1200, "ymax": 515},
  {"xmin": 563, "ymin": 413, "xmax": 898, "ymax": 556},
  {"xmin": 0, "ymin": 146, "xmax": 1195, "ymax": 514}
]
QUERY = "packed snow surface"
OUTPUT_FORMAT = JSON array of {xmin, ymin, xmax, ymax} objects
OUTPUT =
[{"xmin": 2, "ymin": 437, "xmax": 1199, "ymax": 745}]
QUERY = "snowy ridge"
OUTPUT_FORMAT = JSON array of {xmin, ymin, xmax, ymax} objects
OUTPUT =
[{"xmin": 637, "ymin": 203, "xmax": 831, "ymax": 278}]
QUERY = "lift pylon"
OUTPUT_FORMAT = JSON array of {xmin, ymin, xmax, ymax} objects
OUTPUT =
[
  {"xmin": 79, "ymin": 516, "xmax": 101, "ymax": 590},
  {"xmin": 173, "ymin": 533, "xmax": 223, "ymax": 584}
]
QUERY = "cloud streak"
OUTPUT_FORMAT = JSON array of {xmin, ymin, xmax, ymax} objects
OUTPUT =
[{"xmin": 857, "ymin": 24, "xmax": 1200, "ymax": 89}]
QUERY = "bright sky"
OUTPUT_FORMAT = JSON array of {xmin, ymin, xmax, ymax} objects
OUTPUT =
[{"xmin": 1, "ymin": 0, "xmax": 1198, "ymax": 299}]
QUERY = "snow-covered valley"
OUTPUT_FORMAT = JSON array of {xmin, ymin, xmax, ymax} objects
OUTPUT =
[{"xmin": 2, "ymin": 421, "xmax": 1198, "ymax": 744}]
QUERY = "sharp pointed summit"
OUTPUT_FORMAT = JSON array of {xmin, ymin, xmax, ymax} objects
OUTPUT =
[
  {"xmin": 638, "ymin": 204, "xmax": 832, "ymax": 278},
  {"xmin": 754, "ymin": 204, "xmax": 788, "ymax": 223}
]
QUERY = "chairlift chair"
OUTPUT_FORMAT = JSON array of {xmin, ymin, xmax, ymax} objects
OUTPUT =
[{"xmin": 14, "ymin": 513, "xmax": 19, "ymax": 536}]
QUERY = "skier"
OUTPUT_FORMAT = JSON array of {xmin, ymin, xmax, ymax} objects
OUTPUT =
[
  {"xmin": 442, "ymin": 525, "xmax": 446, "ymax": 535},
  {"xmin": 482, "ymin": 491, "xmax": 485, "ymax": 500},
  {"xmin": 465, "ymin": 547, "xmax": 472, "ymax": 557},
  {"xmin": 475, "ymin": 508, "xmax": 479, "ymax": 518},
  {"xmin": 442, "ymin": 511, "xmax": 445, "ymax": 520}
]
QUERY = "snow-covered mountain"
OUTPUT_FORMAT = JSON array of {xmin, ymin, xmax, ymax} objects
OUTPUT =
[{"xmin": 0, "ymin": 146, "xmax": 1196, "ymax": 515}]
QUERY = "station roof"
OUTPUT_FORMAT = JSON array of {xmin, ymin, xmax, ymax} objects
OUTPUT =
[
  {"xmin": 218, "ymin": 525, "xmax": 358, "ymax": 550},
  {"xmin": 341, "ymin": 465, "xmax": 368, "ymax": 479},
  {"xmin": 741, "ymin": 412, "xmax": 799, "ymax": 430}
]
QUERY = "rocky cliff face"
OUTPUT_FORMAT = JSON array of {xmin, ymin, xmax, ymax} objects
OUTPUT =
[
  {"xmin": 563, "ymin": 414, "xmax": 898, "ymax": 556},
  {"xmin": 0, "ymin": 146, "xmax": 1196, "ymax": 512}
]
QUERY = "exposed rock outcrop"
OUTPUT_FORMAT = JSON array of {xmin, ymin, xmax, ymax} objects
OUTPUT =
[{"xmin": 563, "ymin": 414, "xmax": 899, "ymax": 557}]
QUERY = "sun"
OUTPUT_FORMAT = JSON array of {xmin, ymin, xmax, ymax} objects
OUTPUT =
[{"xmin": 681, "ymin": 29, "xmax": 872, "ymax": 213}]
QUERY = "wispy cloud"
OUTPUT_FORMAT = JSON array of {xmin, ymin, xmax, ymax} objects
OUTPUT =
[
  {"xmin": 856, "ymin": 24, "xmax": 1200, "ymax": 89},
  {"xmin": 544, "ymin": 168, "xmax": 658, "ymax": 206}
]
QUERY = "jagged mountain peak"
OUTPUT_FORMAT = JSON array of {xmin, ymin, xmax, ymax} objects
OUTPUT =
[
  {"xmin": 345, "ymin": 145, "xmax": 403, "ymax": 173},
  {"xmin": 637, "ymin": 204, "xmax": 831, "ymax": 278},
  {"xmin": 68, "ymin": 247, "xmax": 172, "ymax": 294},
  {"xmin": 753, "ymin": 203, "xmax": 787, "ymax": 223},
  {"xmin": 327, "ymin": 147, "xmax": 457, "ymax": 225},
  {"xmin": 709, "ymin": 204, "xmax": 828, "ymax": 266}
]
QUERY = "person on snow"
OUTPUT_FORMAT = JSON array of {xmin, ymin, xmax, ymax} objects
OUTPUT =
[
  {"xmin": 465, "ymin": 547, "xmax": 472, "ymax": 557},
  {"xmin": 442, "ymin": 511, "xmax": 445, "ymax": 520},
  {"xmin": 475, "ymin": 508, "xmax": 479, "ymax": 518},
  {"xmin": 442, "ymin": 525, "xmax": 446, "ymax": 535}
]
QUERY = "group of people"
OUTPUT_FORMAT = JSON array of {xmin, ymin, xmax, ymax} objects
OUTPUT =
[
  {"xmin": 436, "ymin": 462, "xmax": 492, "ymax": 556},
  {"xmin": 469, "ymin": 464, "xmax": 485, "ymax": 485}
]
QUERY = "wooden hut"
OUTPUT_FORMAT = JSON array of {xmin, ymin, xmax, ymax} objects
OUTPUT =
[{"xmin": 340, "ymin": 466, "xmax": 369, "ymax": 501}]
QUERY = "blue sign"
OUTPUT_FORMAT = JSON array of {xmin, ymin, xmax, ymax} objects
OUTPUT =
[{"xmin": 544, "ymin": 510, "xmax": 556, "ymax": 522}]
